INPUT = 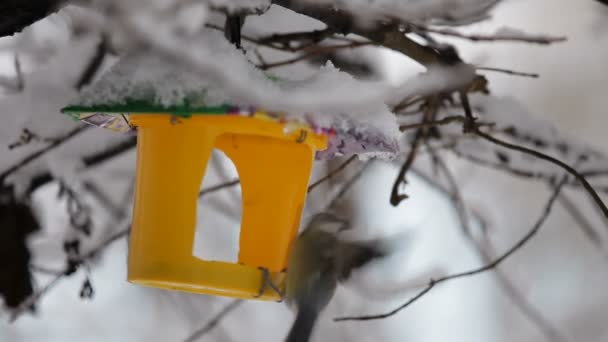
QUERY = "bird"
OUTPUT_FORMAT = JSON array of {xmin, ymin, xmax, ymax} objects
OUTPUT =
[{"xmin": 283, "ymin": 212, "xmax": 385, "ymax": 342}]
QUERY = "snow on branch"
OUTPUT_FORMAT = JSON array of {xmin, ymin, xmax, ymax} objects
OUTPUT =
[{"xmin": 275, "ymin": 0, "xmax": 502, "ymax": 26}]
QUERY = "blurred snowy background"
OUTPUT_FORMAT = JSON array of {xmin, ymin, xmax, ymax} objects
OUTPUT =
[{"xmin": 1, "ymin": 0, "xmax": 608, "ymax": 341}]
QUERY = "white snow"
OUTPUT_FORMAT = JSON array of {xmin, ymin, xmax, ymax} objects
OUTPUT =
[{"xmin": 284, "ymin": 0, "xmax": 500, "ymax": 26}]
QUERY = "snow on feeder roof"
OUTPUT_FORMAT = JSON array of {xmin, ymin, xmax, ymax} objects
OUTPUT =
[
  {"xmin": 63, "ymin": 52, "xmax": 399, "ymax": 159},
  {"xmin": 61, "ymin": 50, "xmax": 399, "ymax": 301}
]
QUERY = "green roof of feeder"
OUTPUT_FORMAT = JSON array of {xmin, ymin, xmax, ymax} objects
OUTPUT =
[{"xmin": 62, "ymin": 99, "xmax": 233, "ymax": 118}]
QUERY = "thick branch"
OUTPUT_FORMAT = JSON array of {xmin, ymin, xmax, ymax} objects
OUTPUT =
[
  {"xmin": 182, "ymin": 299, "xmax": 244, "ymax": 342},
  {"xmin": 272, "ymin": 0, "xmax": 447, "ymax": 66}
]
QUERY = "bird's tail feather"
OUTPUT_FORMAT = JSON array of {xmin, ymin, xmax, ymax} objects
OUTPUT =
[{"xmin": 285, "ymin": 304, "xmax": 319, "ymax": 342}]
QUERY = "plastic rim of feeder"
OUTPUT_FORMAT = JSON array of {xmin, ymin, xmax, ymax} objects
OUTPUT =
[{"xmin": 63, "ymin": 103, "xmax": 328, "ymax": 301}]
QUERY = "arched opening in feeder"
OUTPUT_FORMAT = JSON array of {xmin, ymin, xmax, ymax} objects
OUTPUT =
[{"xmin": 194, "ymin": 149, "xmax": 242, "ymax": 264}]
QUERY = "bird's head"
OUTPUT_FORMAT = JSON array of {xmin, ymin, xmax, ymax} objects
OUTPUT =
[{"xmin": 306, "ymin": 212, "xmax": 350, "ymax": 235}]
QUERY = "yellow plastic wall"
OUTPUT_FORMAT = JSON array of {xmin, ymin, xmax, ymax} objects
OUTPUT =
[{"xmin": 126, "ymin": 114, "xmax": 326, "ymax": 301}]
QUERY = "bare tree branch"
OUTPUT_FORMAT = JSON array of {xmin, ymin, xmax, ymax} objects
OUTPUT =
[
  {"xmin": 14, "ymin": 54, "xmax": 24, "ymax": 91},
  {"xmin": 82, "ymin": 181, "xmax": 123, "ymax": 219},
  {"xmin": 480, "ymin": 236, "xmax": 571, "ymax": 342},
  {"xmin": 477, "ymin": 66, "xmax": 539, "ymax": 78},
  {"xmin": 559, "ymin": 192, "xmax": 603, "ymax": 246},
  {"xmin": 450, "ymin": 149, "xmax": 608, "ymax": 194},
  {"xmin": 198, "ymin": 179, "xmax": 240, "ymax": 198},
  {"xmin": 26, "ymin": 137, "xmax": 136, "ymax": 195},
  {"xmin": 327, "ymin": 160, "xmax": 372, "ymax": 210},
  {"xmin": 199, "ymin": 154, "xmax": 361, "ymax": 201},
  {"xmin": 257, "ymin": 41, "xmax": 372, "ymax": 70},
  {"xmin": 334, "ymin": 175, "xmax": 567, "ymax": 321},
  {"xmin": 423, "ymin": 149, "xmax": 570, "ymax": 342},
  {"xmin": 182, "ymin": 299, "xmax": 244, "ymax": 342},
  {"xmin": 0, "ymin": 125, "xmax": 89, "ymax": 184},
  {"xmin": 391, "ymin": 97, "xmax": 439, "ymax": 206},
  {"xmin": 472, "ymin": 128, "xmax": 608, "ymax": 221},
  {"xmin": 9, "ymin": 224, "xmax": 130, "ymax": 322},
  {"xmin": 399, "ymin": 114, "xmax": 494, "ymax": 132},
  {"xmin": 412, "ymin": 25, "xmax": 566, "ymax": 45},
  {"xmin": 75, "ymin": 35, "xmax": 108, "ymax": 90},
  {"xmin": 308, "ymin": 155, "xmax": 357, "ymax": 193},
  {"xmin": 272, "ymin": 0, "xmax": 447, "ymax": 67}
]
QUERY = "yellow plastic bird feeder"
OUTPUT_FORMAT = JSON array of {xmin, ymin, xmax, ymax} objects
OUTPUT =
[
  {"xmin": 62, "ymin": 54, "xmax": 398, "ymax": 302},
  {"xmin": 129, "ymin": 113, "xmax": 326, "ymax": 300},
  {"xmin": 63, "ymin": 103, "xmax": 327, "ymax": 301}
]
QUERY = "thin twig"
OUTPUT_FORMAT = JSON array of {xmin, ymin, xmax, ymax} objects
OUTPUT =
[
  {"xmin": 257, "ymin": 28, "xmax": 332, "ymax": 46},
  {"xmin": 29, "ymin": 264, "xmax": 64, "ymax": 276},
  {"xmin": 426, "ymin": 150, "xmax": 570, "ymax": 342},
  {"xmin": 425, "ymin": 145, "xmax": 471, "ymax": 238},
  {"xmin": 460, "ymin": 91, "xmax": 476, "ymax": 133},
  {"xmin": 79, "ymin": 227, "xmax": 131, "ymax": 262},
  {"xmin": 27, "ymin": 137, "xmax": 137, "ymax": 195},
  {"xmin": 399, "ymin": 115, "xmax": 464, "ymax": 132},
  {"xmin": 14, "ymin": 54, "xmax": 24, "ymax": 91},
  {"xmin": 480, "ymin": 238, "xmax": 571, "ymax": 342},
  {"xmin": 334, "ymin": 176, "xmax": 567, "ymax": 321},
  {"xmin": 308, "ymin": 155, "xmax": 357, "ymax": 193},
  {"xmin": 182, "ymin": 299, "xmax": 244, "ymax": 342},
  {"xmin": 327, "ymin": 160, "xmax": 373, "ymax": 210},
  {"xmin": 557, "ymin": 191, "xmax": 604, "ymax": 250},
  {"xmin": 257, "ymin": 42, "xmax": 371, "ymax": 70},
  {"xmin": 390, "ymin": 139, "xmax": 420, "ymax": 206},
  {"xmin": 391, "ymin": 98, "xmax": 439, "ymax": 206},
  {"xmin": 9, "ymin": 225, "xmax": 131, "ymax": 322},
  {"xmin": 0, "ymin": 125, "xmax": 89, "ymax": 183},
  {"xmin": 198, "ymin": 155, "xmax": 361, "ymax": 200},
  {"xmin": 83, "ymin": 181, "xmax": 124, "ymax": 219},
  {"xmin": 477, "ymin": 66, "xmax": 539, "ymax": 78},
  {"xmin": 413, "ymin": 25, "xmax": 567, "ymax": 45},
  {"xmin": 398, "ymin": 115, "xmax": 494, "ymax": 132},
  {"xmin": 451, "ymin": 149, "xmax": 608, "ymax": 194},
  {"xmin": 472, "ymin": 128, "xmax": 608, "ymax": 220},
  {"xmin": 198, "ymin": 179, "xmax": 240, "ymax": 198},
  {"xmin": 8, "ymin": 274, "xmax": 64, "ymax": 322},
  {"xmin": 462, "ymin": 90, "xmax": 608, "ymax": 216},
  {"xmin": 393, "ymin": 96, "xmax": 424, "ymax": 114},
  {"xmin": 75, "ymin": 35, "xmax": 107, "ymax": 90},
  {"xmin": 207, "ymin": 23, "xmax": 344, "ymax": 53}
]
